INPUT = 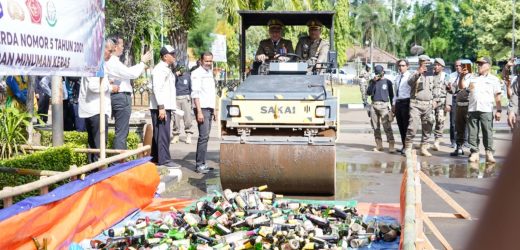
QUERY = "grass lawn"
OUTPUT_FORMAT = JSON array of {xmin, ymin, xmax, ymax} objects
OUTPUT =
[
  {"xmin": 334, "ymin": 84, "xmax": 363, "ymax": 104},
  {"xmin": 334, "ymin": 84, "xmax": 510, "ymax": 107}
]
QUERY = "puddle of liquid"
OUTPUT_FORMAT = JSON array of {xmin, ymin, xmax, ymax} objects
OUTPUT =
[
  {"xmin": 162, "ymin": 161, "xmax": 499, "ymax": 200},
  {"xmin": 337, "ymin": 161, "xmax": 500, "ymax": 179}
]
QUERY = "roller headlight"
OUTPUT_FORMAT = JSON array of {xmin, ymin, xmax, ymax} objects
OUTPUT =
[
  {"xmin": 229, "ymin": 105, "xmax": 241, "ymax": 117},
  {"xmin": 315, "ymin": 106, "xmax": 329, "ymax": 118}
]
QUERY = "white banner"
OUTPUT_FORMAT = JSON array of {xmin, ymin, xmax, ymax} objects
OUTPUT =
[
  {"xmin": 210, "ymin": 33, "xmax": 227, "ymax": 63},
  {"xmin": 0, "ymin": 0, "xmax": 105, "ymax": 76}
]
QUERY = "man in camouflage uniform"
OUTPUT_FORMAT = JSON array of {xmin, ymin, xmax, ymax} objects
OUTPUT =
[
  {"xmin": 505, "ymin": 59, "xmax": 519, "ymax": 130},
  {"xmin": 358, "ymin": 65, "xmax": 370, "ymax": 106},
  {"xmin": 405, "ymin": 55, "xmax": 435, "ymax": 157},
  {"xmin": 431, "ymin": 58, "xmax": 451, "ymax": 151},
  {"xmin": 295, "ymin": 19, "xmax": 330, "ymax": 72},
  {"xmin": 255, "ymin": 19, "xmax": 294, "ymax": 63}
]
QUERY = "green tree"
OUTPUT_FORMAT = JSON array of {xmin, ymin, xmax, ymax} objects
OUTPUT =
[
  {"xmin": 106, "ymin": 0, "xmax": 158, "ymax": 64},
  {"xmin": 335, "ymin": 0, "xmax": 354, "ymax": 65},
  {"xmin": 474, "ymin": 0, "xmax": 520, "ymax": 61},
  {"xmin": 188, "ymin": 0, "xmax": 217, "ymax": 57},
  {"xmin": 164, "ymin": 0, "xmax": 200, "ymax": 63}
]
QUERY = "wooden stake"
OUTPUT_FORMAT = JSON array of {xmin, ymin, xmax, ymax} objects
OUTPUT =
[
  {"xmin": 2, "ymin": 187, "xmax": 13, "ymax": 208},
  {"xmin": 419, "ymin": 171, "xmax": 471, "ymax": 219},
  {"xmin": 39, "ymin": 176, "xmax": 48, "ymax": 195},
  {"xmin": 423, "ymin": 213, "xmax": 453, "ymax": 250}
]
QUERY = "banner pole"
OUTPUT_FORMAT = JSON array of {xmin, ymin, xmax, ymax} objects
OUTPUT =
[
  {"xmin": 27, "ymin": 76, "xmax": 36, "ymax": 145},
  {"xmin": 51, "ymin": 76, "xmax": 63, "ymax": 146},
  {"xmin": 99, "ymin": 78, "xmax": 106, "ymax": 162}
]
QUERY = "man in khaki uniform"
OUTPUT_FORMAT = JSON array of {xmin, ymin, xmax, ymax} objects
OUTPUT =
[
  {"xmin": 255, "ymin": 19, "xmax": 294, "ymax": 62},
  {"xmin": 295, "ymin": 19, "xmax": 330, "ymax": 71},
  {"xmin": 405, "ymin": 55, "xmax": 435, "ymax": 157},
  {"xmin": 431, "ymin": 58, "xmax": 451, "ymax": 151}
]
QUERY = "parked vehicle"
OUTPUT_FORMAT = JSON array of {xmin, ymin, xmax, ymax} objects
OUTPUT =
[{"xmin": 327, "ymin": 68, "xmax": 356, "ymax": 84}]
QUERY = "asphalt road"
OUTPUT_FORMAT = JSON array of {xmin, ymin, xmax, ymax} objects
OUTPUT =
[{"xmin": 160, "ymin": 107, "xmax": 513, "ymax": 250}]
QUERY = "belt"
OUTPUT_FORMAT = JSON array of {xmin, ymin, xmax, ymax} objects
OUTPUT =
[
  {"xmin": 457, "ymin": 102, "xmax": 469, "ymax": 107},
  {"xmin": 396, "ymin": 98, "xmax": 410, "ymax": 103},
  {"xmin": 411, "ymin": 99, "xmax": 432, "ymax": 104},
  {"xmin": 111, "ymin": 92, "xmax": 131, "ymax": 96},
  {"xmin": 372, "ymin": 101, "xmax": 389, "ymax": 104}
]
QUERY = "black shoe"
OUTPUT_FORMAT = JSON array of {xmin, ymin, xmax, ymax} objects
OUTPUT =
[{"xmin": 450, "ymin": 148, "xmax": 463, "ymax": 156}]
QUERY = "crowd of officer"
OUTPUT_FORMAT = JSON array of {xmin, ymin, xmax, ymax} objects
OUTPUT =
[{"xmin": 365, "ymin": 56, "xmax": 507, "ymax": 163}]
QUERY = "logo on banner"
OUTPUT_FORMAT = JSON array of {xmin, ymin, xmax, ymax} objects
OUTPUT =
[
  {"xmin": 25, "ymin": 0, "xmax": 42, "ymax": 24},
  {"xmin": 46, "ymin": 0, "xmax": 56, "ymax": 27},
  {"xmin": 7, "ymin": 0, "xmax": 25, "ymax": 21},
  {"xmin": 0, "ymin": 2, "xmax": 4, "ymax": 19}
]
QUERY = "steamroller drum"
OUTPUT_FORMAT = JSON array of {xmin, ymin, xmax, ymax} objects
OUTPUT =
[{"xmin": 220, "ymin": 143, "xmax": 336, "ymax": 195}]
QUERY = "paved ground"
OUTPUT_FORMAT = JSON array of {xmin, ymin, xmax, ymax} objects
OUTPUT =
[{"xmin": 158, "ymin": 106, "xmax": 513, "ymax": 250}]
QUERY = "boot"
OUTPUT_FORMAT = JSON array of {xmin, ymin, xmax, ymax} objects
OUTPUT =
[
  {"xmin": 432, "ymin": 139, "xmax": 440, "ymax": 151},
  {"xmin": 171, "ymin": 135, "xmax": 179, "ymax": 144},
  {"xmin": 486, "ymin": 151, "xmax": 496, "ymax": 163},
  {"xmin": 373, "ymin": 139, "xmax": 383, "ymax": 152},
  {"xmin": 450, "ymin": 146, "xmax": 464, "ymax": 156},
  {"xmin": 388, "ymin": 141, "xmax": 396, "ymax": 153},
  {"xmin": 185, "ymin": 134, "xmax": 192, "ymax": 144},
  {"xmin": 420, "ymin": 144, "xmax": 432, "ymax": 157},
  {"xmin": 468, "ymin": 152, "xmax": 480, "ymax": 163},
  {"xmin": 404, "ymin": 143, "xmax": 413, "ymax": 158}
]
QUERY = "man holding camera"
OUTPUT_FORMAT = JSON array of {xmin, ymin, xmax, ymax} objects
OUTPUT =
[
  {"xmin": 366, "ymin": 65, "xmax": 395, "ymax": 153},
  {"xmin": 404, "ymin": 55, "xmax": 435, "ymax": 157},
  {"xmin": 448, "ymin": 60, "xmax": 473, "ymax": 156}
]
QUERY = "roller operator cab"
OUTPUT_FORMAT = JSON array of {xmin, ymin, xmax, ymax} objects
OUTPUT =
[{"xmin": 219, "ymin": 11, "xmax": 339, "ymax": 195}]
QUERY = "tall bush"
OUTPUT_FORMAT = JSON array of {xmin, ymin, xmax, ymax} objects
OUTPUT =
[{"xmin": 0, "ymin": 107, "xmax": 30, "ymax": 159}]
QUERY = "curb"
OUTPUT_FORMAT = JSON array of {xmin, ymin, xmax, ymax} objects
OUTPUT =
[{"xmin": 157, "ymin": 167, "xmax": 183, "ymax": 194}]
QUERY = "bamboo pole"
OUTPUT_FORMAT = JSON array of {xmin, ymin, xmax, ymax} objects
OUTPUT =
[
  {"xmin": 0, "ymin": 145, "xmax": 150, "ymax": 201},
  {"xmin": 0, "ymin": 166, "xmax": 61, "ymax": 176},
  {"xmin": 415, "ymin": 159, "xmax": 425, "ymax": 249},
  {"xmin": 21, "ymin": 145, "xmax": 132, "ymax": 155},
  {"xmin": 402, "ymin": 150, "xmax": 417, "ymax": 250},
  {"xmin": 39, "ymin": 176, "xmax": 49, "ymax": 195},
  {"xmin": 27, "ymin": 76, "xmax": 36, "ymax": 145},
  {"xmin": 99, "ymin": 78, "xmax": 106, "ymax": 162}
]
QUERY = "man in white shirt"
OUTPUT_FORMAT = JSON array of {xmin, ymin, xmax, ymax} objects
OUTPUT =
[
  {"xmin": 78, "ymin": 38, "xmax": 113, "ymax": 163},
  {"xmin": 191, "ymin": 52, "xmax": 216, "ymax": 174},
  {"xmin": 105, "ymin": 35, "xmax": 152, "ymax": 150},
  {"xmin": 392, "ymin": 59, "xmax": 412, "ymax": 154},
  {"xmin": 466, "ymin": 57, "xmax": 502, "ymax": 163},
  {"xmin": 149, "ymin": 45, "xmax": 177, "ymax": 166}
]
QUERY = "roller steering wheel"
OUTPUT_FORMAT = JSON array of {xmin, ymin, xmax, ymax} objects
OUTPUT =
[{"xmin": 283, "ymin": 53, "xmax": 302, "ymax": 61}]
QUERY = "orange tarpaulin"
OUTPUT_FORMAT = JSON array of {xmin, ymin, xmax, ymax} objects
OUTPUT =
[{"xmin": 0, "ymin": 160, "xmax": 193, "ymax": 250}]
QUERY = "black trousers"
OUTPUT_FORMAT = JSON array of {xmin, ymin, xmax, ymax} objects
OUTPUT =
[
  {"xmin": 63, "ymin": 99, "xmax": 76, "ymax": 131},
  {"xmin": 449, "ymin": 96, "xmax": 456, "ymax": 144},
  {"xmin": 150, "ymin": 109, "xmax": 172, "ymax": 165},
  {"xmin": 395, "ymin": 98, "xmax": 410, "ymax": 147},
  {"xmin": 196, "ymin": 108, "xmax": 213, "ymax": 166},
  {"xmin": 37, "ymin": 94, "xmax": 50, "ymax": 123},
  {"xmin": 111, "ymin": 92, "xmax": 132, "ymax": 150},
  {"xmin": 85, "ymin": 114, "xmax": 108, "ymax": 163}
]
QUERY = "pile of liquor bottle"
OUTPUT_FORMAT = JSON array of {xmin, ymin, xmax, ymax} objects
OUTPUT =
[{"xmin": 89, "ymin": 185, "xmax": 400, "ymax": 249}]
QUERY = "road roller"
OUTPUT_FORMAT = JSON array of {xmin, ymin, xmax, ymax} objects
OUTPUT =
[{"xmin": 219, "ymin": 11, "xmax": 339, "ymax": 195}]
